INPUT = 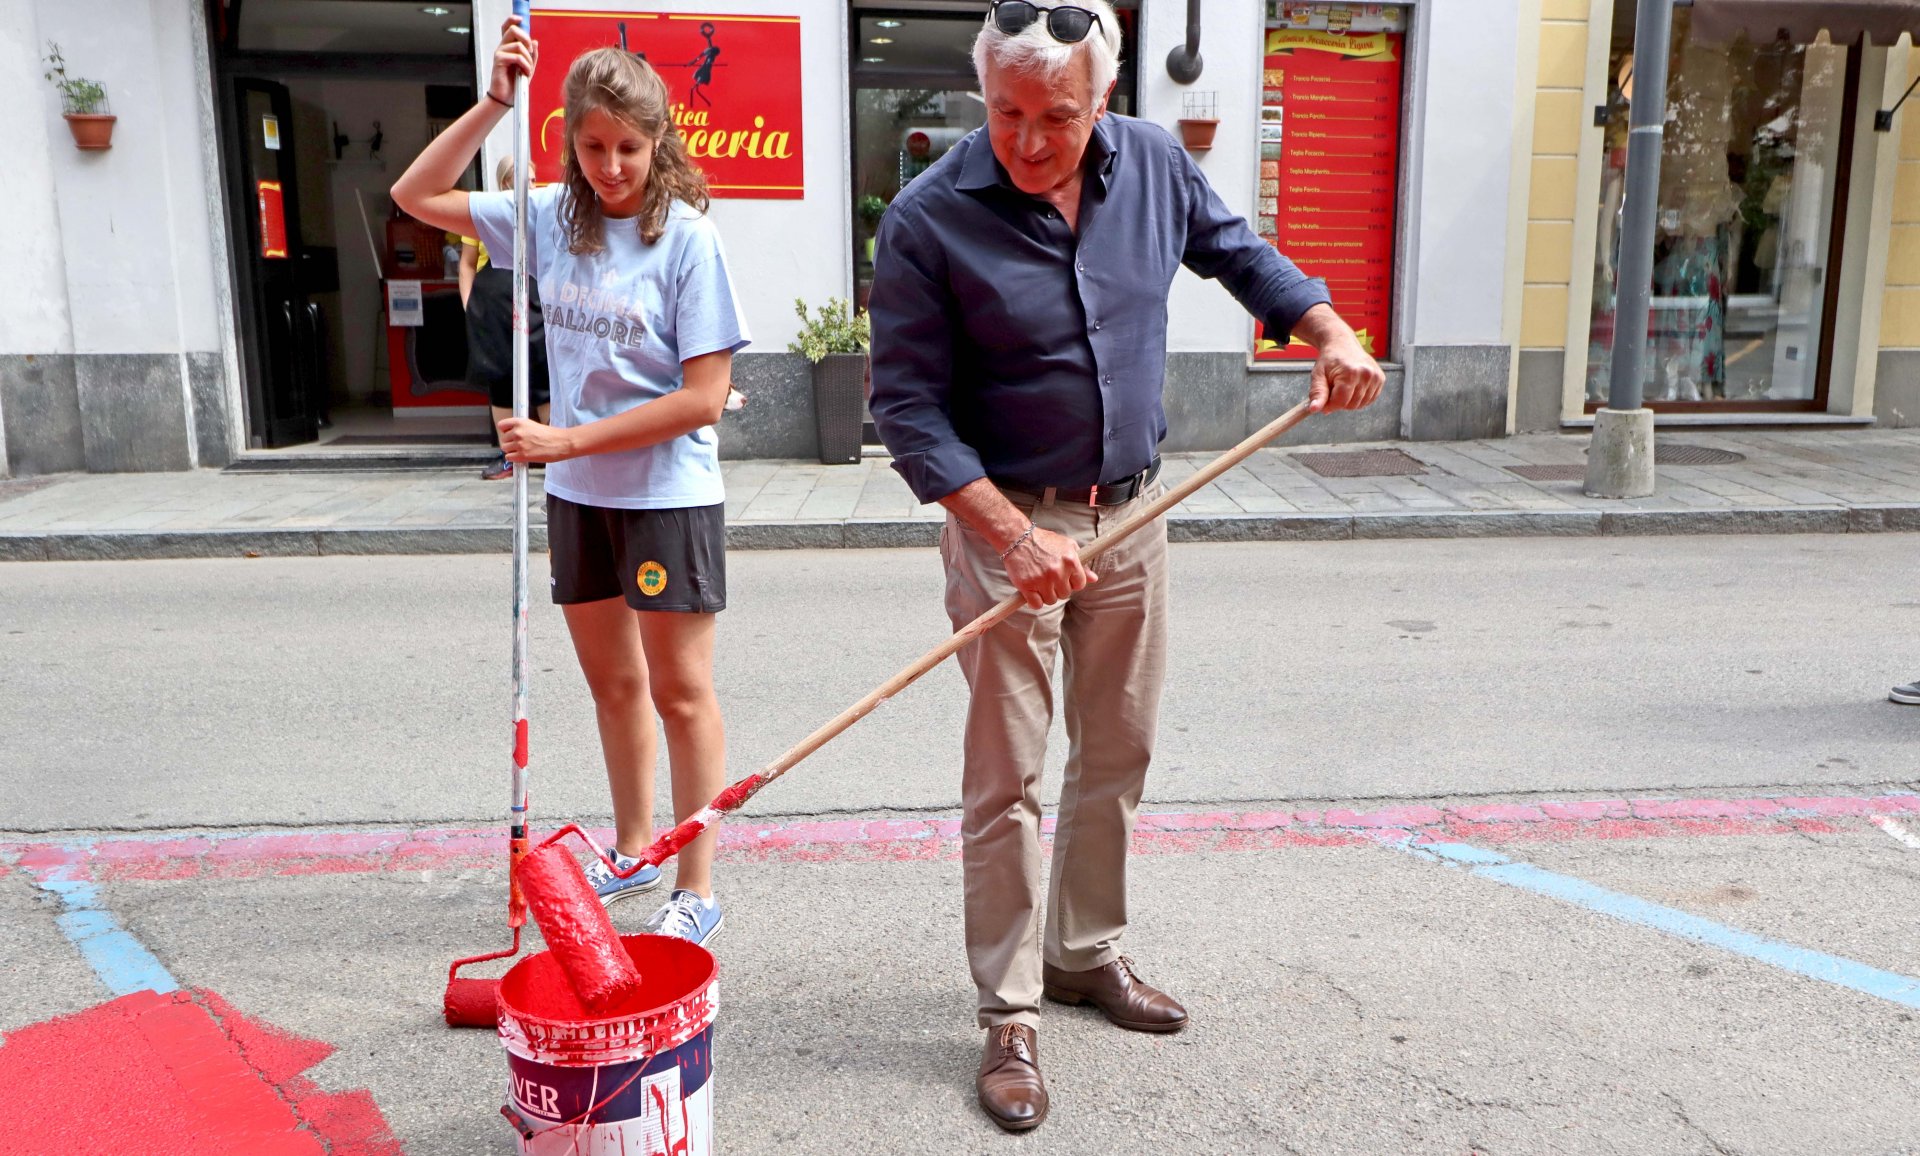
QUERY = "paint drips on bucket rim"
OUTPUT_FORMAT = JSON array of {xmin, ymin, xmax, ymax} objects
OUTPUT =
[{"xmin": 499, "ymin": 933, "xmax": 717, "ymax": 1065}]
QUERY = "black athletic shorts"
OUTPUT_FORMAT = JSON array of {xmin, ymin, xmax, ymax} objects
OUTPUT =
[
  {"xmin": 547, "ymin": 495, "xmax": 727, "ymax": 613},
  {"xmin": 465, "ymin": 266, "xmax": 552, "ymax": 409}
]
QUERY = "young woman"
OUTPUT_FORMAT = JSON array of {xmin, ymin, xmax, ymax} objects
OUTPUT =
[{"xmin": 393, "ymin": 17, "xmax": 746, "ymax": 944}]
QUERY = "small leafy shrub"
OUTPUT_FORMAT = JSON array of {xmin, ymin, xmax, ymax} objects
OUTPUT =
[
  {"xmin": 43, "ymin": 43, "xmax": 107, "ymax": 114},
  {"xmin": 789, "ymin": 297, "xmax": 871, "ymax": 363}
]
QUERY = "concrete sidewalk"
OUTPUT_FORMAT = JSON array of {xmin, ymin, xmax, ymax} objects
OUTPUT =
[{"xmin": 2, "ymin": 427, "xmax": 1917, "ymax": 560}]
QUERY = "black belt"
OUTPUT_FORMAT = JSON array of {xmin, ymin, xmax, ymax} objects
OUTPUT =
[{"xmin": 995, "ymin": 458, "xmax": 1162, "ymax": 507}]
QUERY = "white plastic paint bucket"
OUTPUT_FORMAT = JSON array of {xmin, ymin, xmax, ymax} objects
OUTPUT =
[{"xmin": 498, "ymin": 934, "xmax": 718, "ymax": 1155}]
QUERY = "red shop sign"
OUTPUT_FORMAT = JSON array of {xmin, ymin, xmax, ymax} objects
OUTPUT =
[
  {"xmin": 531, "ymin": 11, "xmax": 804, "ymax": 199},
  {"xmin": 257, "ymin": 180, "xmax": 288, "ymax": 259},
  {"xmin": 1254, "ymin": 28, "xmax": 1402, "ymax": 362}
]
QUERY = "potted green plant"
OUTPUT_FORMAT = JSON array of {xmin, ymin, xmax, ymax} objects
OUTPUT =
[
  {"xmin": 789, "ymin": 297, "xmax": 871, "ymax": 464},
  {"xmin": 856, "ymin": 195, "xmax": 888, "ymax": 263},
  {"xmin": 43, "ymin": 43, "xmax": 113, "ymax": 151}
]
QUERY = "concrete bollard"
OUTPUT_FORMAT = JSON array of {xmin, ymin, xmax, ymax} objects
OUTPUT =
[{"xmin": 1584, "ymin": 407, "xmax": 1655, "ymax": 499}]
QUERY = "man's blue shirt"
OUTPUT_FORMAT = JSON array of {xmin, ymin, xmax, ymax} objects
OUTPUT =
[{"xmin": 868, "ymin": 113, "xmax": 1331, "ymax": 503}]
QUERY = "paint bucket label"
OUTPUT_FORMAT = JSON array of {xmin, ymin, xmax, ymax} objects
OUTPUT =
[
  {"xmin": 507, "ymin": 1029, "xmax": 713, "ymax": 1156},
  {"xmin": 499, "ymin": 934, "xmax": 718, "ymax": 1156}
]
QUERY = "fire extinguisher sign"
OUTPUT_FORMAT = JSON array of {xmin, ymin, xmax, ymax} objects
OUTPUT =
[{"xmin": 257, "ymin": 180, "xmax": 289, "ymax": 259}]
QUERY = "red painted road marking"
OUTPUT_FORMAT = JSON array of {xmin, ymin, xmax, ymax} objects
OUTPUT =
[
  {"xmin": 2, "ymin": 793, "xmax": 1914, "ymax": 882},
  {"xmin": 0, "ymin": 988, "xmax": 398, "ymax": 1156}
]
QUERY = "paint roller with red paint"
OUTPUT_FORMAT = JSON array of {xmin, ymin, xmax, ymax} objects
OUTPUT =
[
  {"xmin": 441, "ymin": 0, "xmax": 542, "ymax": 1029},
  {"xmin": 601, "ymin": 402, "xmax": 1320, "ymax": 877},
  {"xmin": 504, "ymin": 402, "xmax": 1329, "ymax": 895},
  {"xmin": 513, "ymin": 843, "xmax": 645, "ymax": 1014}
]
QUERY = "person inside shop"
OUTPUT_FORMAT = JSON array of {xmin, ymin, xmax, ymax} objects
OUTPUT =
[
  {"xmin": 459, "ymin": 157, "xmax": 552, "ymax": 482},
  {"xmin": 866, "ymin": 0, "xmax": 1384, "ymax": 1134}
]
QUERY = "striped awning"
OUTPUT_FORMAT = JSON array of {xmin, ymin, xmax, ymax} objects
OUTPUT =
[{"xmin": 1691, "ymin": 0, "xmax": 1920, "ymax": 43}]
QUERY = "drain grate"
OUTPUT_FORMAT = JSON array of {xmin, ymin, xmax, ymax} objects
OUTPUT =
[
  {"xmin": 1293, "ymin": 448, "xmax": 1429, "ymax": 478},
  {"xmin": 1656, "ymin": 443, "xmax": 1746, "ymax": 466},
  {"xmin": 1506, "ymin": 463, "xmax": 1588, "ymax": 482}
]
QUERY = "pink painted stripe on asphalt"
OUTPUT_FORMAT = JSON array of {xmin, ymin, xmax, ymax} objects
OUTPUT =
[{"xmin": 3, "ymin": 792, "xmax": 1915, "ymax": 883}]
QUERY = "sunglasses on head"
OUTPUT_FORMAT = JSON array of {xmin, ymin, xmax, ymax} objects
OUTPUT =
[{"xmin": 989, "ymin": 0, "xmax": 1103, "ymax": 45}]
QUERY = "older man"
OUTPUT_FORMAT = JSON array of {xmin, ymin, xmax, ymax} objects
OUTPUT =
[{"xmin": 869, "ymin": 0, "xmax": 1383, "ymax": 1132}]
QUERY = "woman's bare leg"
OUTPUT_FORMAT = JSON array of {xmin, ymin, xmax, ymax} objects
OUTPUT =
[
  {"xmin": 635, "ymin": 611, "xmax": 724, "ymax": 896},
  {"xmin": 561, "ymin": 598, "xmax": 656, "ymax": 858}
]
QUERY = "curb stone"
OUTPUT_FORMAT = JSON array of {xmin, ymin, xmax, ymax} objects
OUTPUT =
[
  {"xmin": 1348, "ymin": 510, "xmax": 1603, "ymax": 539},
  {"xmin": 1171, "ymin": 514, "xmax": 1352, "ymax": 542},
  {"xmin": 1597, "ymin": 506, "xmax": 1851, "ymax": 536},
  {"xmin": 1849, "ymin": 504, "xmax": 1920, "ymax": 532},
  {"xmin": 2, "ymin": 502, "xmax": 1917, "ymax": 561}
]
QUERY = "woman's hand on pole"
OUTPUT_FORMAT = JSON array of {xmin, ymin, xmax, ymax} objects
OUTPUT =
[
  {"xmin": 490, "ymin": 15, "xmax": 539, "ymax": 105},
  {"xmin": 391, "ymin": 17, "xmax": 537, "ymax": 235},
  {"xmin": 499, "ymin": 417, "xmax": 576, "ymax": 464}
]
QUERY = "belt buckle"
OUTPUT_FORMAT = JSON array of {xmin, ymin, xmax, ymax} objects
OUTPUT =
[{"xmin": 1088, "ymin": 484, "xmax": 1098, "ymax": 508}]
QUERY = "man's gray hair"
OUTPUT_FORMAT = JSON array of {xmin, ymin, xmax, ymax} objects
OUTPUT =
[{"xmin": 972, "ymin": 1, "xmax": 1122, "ymax": 104}]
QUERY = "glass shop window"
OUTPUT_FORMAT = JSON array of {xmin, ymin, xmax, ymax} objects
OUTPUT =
[
  {"xmin": 1586, "ymin": 10, "xmax": 1853, "ymax": 408},
  {"xmin": 848, "ymin": 2, "xmax": 1139, "ymax": 309}
]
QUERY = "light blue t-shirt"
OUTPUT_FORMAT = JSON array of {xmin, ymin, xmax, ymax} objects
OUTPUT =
[{"xmin": 469, "ymin": 185, "xmax": 749, "ymax": 510}]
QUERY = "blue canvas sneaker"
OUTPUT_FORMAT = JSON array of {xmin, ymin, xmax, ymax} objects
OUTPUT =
[
  {"xmin": 585, "ymin": 851, "xmax": 663, "ymax": 906},
  {"xmin": 642, "ymin": 888, "xmax": 724, "ymax": 946},
  {"xmin": 1892, "ymin": 680, "xmax": 1920, "ymax": 705}
]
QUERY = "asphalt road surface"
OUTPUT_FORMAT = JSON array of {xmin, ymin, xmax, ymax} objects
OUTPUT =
[{"xmin": 3, "ymin": 536, "xmax": 1918, "ymax": 1154}]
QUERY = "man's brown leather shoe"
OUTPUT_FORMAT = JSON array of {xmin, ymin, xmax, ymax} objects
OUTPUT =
[
  {"xmin": 1042, "ymin": 956, "xmax": 1189, "ymax": 1032},
  {"xmin": 976, "ymin": 1023, "xmax": 1048, "ymax": 1132}
]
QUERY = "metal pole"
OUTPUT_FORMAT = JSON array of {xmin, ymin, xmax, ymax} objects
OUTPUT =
[
  {"xmin": 508, "ymin": 0, "xmax": 532, "ymax": 870},
  {"xmin": 1606, "ymin": 0, "xmax": 1674, "ymax": 411}
]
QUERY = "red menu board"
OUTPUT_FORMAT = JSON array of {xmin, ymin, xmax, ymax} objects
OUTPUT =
[
  {"xmin": 530, "ymin": 11, "xmax": 804, "ymax": 199},
  {"xmin": 1253, "ymin": 29, "xmax": 1401, "ymax": 361},
  {"xmin": 256, "ymin": 180, "xmax": 288, "ymax": 259}
]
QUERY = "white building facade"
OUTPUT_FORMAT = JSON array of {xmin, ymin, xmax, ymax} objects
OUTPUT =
[{"xmin": 5, "ymin": 0, "xmax": 1722, "ymax": 476}]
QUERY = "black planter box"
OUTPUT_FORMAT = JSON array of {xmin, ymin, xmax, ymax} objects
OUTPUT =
[{"xmin": 812, "ymin": 353, "xmax": 867, "ymax": 465}]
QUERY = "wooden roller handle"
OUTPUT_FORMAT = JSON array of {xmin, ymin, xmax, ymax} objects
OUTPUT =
[
  {"xmin": 628, "ymin": 401, "xmax": 1317, "ymax": 868},
  {"xmin": 755, "ymin": 399, "xmax": 1314, "ymax": 787}
]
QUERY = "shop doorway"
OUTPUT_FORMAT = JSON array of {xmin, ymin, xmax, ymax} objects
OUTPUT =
[
  {"xmin": 846, "ymin": 1, "xmax": 1138, "ymax": 443},
  {"xmin": 228, "ymin": 77, "xmax": 323, "ymax": 448},
  {"xmin": 847, "ymin": 1, "xmax": 1139, "ymax": 309},
  {"xmin": 1584, "ymin": 7, "xmax": 1861, "ymax": 410},
  {"xmin": 211, "ymin": 1, "xmax": 493, "ymax": 463}
]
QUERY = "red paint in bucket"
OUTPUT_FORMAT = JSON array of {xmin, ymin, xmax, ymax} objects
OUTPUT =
[{"xmin": 498, "ymin": 934, "xmax": 718, "ymax": 1155}]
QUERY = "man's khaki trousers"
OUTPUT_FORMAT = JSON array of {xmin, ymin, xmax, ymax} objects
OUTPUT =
[{"xmin": 940, "ymin": 483, "xmax": 1169, "ymax": 1029}]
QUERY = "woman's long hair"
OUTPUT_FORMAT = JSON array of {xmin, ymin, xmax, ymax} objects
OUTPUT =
[{"xmin": 559, "ymin": 48, "xmax": 710, "ymax": 250}]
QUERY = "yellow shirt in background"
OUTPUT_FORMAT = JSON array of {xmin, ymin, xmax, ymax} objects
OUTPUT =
[{"xmin": 458, "ymin": 234, "xmax": 490, "ymax": 271}]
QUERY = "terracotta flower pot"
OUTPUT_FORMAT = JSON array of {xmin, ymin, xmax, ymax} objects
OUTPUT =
[
  {"xmin": 64, "ymin": 113, "xmax": 115, "ymax": 151},
  {"xmin": 1177, "ymin": 118, "xmax": 1219, "ymax": 152}
]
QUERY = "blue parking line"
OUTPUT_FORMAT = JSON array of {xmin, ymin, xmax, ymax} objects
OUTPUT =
[
  {"xmin": 34, "ymin": 875, "xmax": 179, "ymax": 997},
  {"xmin": 1403, "ymin": 839, "xmax": 1920, "ymax": 1011}
]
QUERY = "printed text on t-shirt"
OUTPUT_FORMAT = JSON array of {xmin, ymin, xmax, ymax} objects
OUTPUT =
[{"xmin": 550, "ymin": 277, "xmax": 647, "ymax": 346}]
